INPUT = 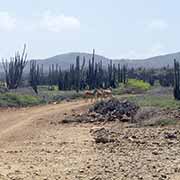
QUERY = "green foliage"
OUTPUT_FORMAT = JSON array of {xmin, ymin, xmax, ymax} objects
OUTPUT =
[
  {"xmin": 127, "ymin": 95, "xmax": 180, "ymax": 109},
  {"xmin": 0, "ymin": 93, "xmax": 43, "ymax": 107},
  {"xmin": 113, "ymin": 79, "xmax": 151, "ymax": 95},
  {"xmin": 48, "ymin": 85, "xmax": 58, "ymax": 91},
  {"xmin": 126, "ymin": 79, "xmax": 151, "ymax": 91}
]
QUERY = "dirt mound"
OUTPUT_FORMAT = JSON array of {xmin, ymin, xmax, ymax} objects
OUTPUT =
[
  {"xmin": 89, "ymin": 98, "xmax": 139, "ymax": 122},
  {"xmin": 62, "ymin": 98, "xmax": 139, "ymax": 124}
]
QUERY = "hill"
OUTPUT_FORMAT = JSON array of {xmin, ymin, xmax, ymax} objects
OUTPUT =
[{"xmin": 0, "ymin": 51, "xmax": 180, "ymax": 73}]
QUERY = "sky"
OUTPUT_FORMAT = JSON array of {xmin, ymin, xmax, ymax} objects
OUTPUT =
[{"xmin": 0, "ymin": 0, "xmax": 180, "ymax": 60}]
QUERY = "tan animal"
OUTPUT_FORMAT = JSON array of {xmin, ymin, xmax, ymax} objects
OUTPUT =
[
  {"xmin": 102, "ymin": 88, "xmax": 113, "ymax": 99},
  {"xmin": 84, "ymin": 90, "xmax": 96, "ymax": 102},
  {"xmin": 95, "ymin": 89, "xmax": 104, "ymax": 101}
]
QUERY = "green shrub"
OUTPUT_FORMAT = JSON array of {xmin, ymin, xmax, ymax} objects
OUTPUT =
[
  {"xmin": 48, "ymin": 85, "xmax": 58, "ymax": 91},
  {"xmin": 113, "ymin": 79, "xmax": 151, "ymax": 95},
  {"xmin": 126, "ymin": 79, "xmax": 151, "ymax": 91}
]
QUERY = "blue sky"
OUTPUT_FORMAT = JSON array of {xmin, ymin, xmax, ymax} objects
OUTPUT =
[{"xmin": 0, "ymin": 0, "xmax": 180, "ymax": 59}]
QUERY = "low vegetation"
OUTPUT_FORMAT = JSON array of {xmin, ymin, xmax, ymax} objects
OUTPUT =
[
  {"xmin": 126, "ymin": 95, "xmax": 180, "ymax": 109},
  {"xmin": 126, "ymin": 79, "xmax": 151, "ymax": 91},
  {"xmin": 0, "ymin": 93, "xmax": 43, "ymax": 107},
  {"xmin": 113, "ymin": 79, "xmax": 151, "ymax": 95},
  {"xmin": 1, "ymin": 46, "xmax": 180, "ymax": 111}
]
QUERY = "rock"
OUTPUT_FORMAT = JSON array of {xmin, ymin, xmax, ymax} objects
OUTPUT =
[
  {"xmin": 164, "ymin": 133, "xmax": 177, "ymax": 139},
  {"xmin": 174, "ymin": 165, "xmax": 180, "ymax": 173},
  {"xmin": 152, "ymin": 151, "xmax": 159, "ymax": 155},
  {"xmin": 91, "ymin": 128, "xmax": 115, "ymax": 144},
  {"xmin": 62, "ymin": 98, "xmax": 139, "ymax": 124},
  {"xmin": 121, "ymin": 114, "xmax": 131, "ymax": 122},
  {"xmin": 161, "ymin": 174, "xmax": 167, "ymax": 179},
  {"xmin": 89, "ymin": 98, "xmax": 139, "ymax": 123}
]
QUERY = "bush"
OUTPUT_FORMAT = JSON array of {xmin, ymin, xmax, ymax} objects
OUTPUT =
[
  {"xmin": 113, "ymin": 79, "xmax": 151, "ymax": 95},
  {"xmin": 48, "ymin": 85, "xmax": 58, "ymax": 91},
  {"xmin": 126, "ymin": 79, "xmax": 151, "ymax": 92},
  {"xmin": 0, "ymin": 93, "xmax": 44, "ymax": 107}
]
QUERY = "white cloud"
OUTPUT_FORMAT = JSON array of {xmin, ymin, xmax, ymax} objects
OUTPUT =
[
  {"xmin": 0, "ymin": 12, "xmax": 16, "ymax": 31},
  {"xmin": 40, "ymin": 11, "xmax": 80, "ymax": 32},
  {"xmin": 147, "ymin": 19, "xmax": 168, "ymax": 31}
]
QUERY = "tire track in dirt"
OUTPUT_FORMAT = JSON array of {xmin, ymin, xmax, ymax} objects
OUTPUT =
[
  {"xmin": 0, "ymin": 100, "xmax": 90, "ymax": 143},
  {"xmin": 0, "ymin": 100, "xmax": 99, "ymax": 179}
]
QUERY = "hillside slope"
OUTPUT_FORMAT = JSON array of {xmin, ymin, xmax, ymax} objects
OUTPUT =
[
  {"xmin": 0, "ymin": 51, "xmax": 180, "ymax": 73},
  {"xmin": 30, "ymin": 51, "xmax": 180, "ymax": 70}
]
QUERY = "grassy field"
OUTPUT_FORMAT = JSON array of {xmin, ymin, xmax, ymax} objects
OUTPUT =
[
  {"xmin": 126, "ymin": 95, "xmax": 180, "ymax": 109},
  {"xmin": 0, "ymin": 84, "xmax": 179, "ymax": 109},
  {"xmin": 0, "ymin": 86, "xmax": 84, "ymax": 107},
  {"xmin": 114, "ymin": 85, "xmax": 180, "ymax": 109},
  {"xmin": 0, "ymin": 93, "xmax": 44, "ymax": 107}
]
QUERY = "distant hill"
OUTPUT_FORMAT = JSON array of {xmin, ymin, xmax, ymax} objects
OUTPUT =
[
  {"xmin": 33, "ymin": 52, "xmax": 111, "ymax": 71},
  {"xmin": 0, "ymin": 51, "xmax": 180, "ymax": 73},
  {"xmin": 113, "ymin": 52, "xmax": 180, "ymax": 68}
]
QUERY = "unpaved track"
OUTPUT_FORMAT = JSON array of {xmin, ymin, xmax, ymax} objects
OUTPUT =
[
  {"xmin": 0, "ymin": 100, "xmax": 180, "ymax": 180},
  {"xmin": 0, "ymin": 100, "xmax": 98, "ymax": 180},
  {"xmin": 0, "ymin": 100, "xmax": 89, "ymax": 142}
]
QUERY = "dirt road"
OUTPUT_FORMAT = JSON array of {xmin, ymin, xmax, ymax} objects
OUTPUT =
[
  {"xmin": 0, "ymin": 100, "xmax": 90, "ymax": 143},
  {"xmin": 0, "ymin": 100, "xmax": 180, "ymax": 180},
  {"xmin": 0, "ymin": 100, "xmax": 98, "ymax": 180}
]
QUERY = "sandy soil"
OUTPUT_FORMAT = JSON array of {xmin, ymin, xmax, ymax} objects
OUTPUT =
[{"xmin": 0, "ymin": 100, "xmax": 180, "ymax": 180}]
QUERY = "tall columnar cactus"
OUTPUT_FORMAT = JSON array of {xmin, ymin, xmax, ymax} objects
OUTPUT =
[
  {"xmin": 117, "ymin": 64, "xmax": 121, "ymax": 83},
  {"xmin": 120, "ymin": 65, "xmax": 127, "ymax": 84},
  {"xmin": 29, "ymin": 60, "xmax": 39, "ymax": 94},
  {"xmin": 173, "ymin": 59, "xmax": 180, "ymax": 100},
  {"xmin": 32, "ymin": 49, "xmax": 129, "ymax": 91},
  {"xmin": 75, "ymin": 56, "xmax": 80, "ymax": 92},
  {"xmin": 2, "ymin": 44, "xmax": 27, "ymax": 89}
]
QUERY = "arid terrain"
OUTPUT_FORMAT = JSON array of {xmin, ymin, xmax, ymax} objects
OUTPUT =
[{"xmin": 0, "ymin": 99, "xmax": 180, "ymax": 180}]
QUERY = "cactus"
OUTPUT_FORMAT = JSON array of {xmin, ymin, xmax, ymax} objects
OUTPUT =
[
  {"xmin": 173, "ymin": 59, "xmax": 180, "ymax": 100},
  {"xmin": 75, "ymin": 56, "xmax": 80, "ymax": 92},
  {"xmin": 2, "ymin": 44, "xmax": 27, "ymax": 89},
  {"xmin": 29, "ymin": 60, "xmax": 39, "ymax": 94}
]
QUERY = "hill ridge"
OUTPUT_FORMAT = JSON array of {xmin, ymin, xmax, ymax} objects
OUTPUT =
[{"xmin": 1, "ymin": 51, "xmax": 180, "ymax": 73}]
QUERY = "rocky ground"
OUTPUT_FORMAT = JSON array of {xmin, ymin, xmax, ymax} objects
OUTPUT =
[
  {"xmin": 0, "ymin": 99, "xmax": 180, "ymax": 179},
  {"xmin": 90, "ymin": 123, "xmax": 180, "ymax": 180}
]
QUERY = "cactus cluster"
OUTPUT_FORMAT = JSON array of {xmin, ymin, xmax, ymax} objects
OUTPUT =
[
  {"xmin": 29, "ymin": 49, "xmax": 128, "ymax": 92},
  {"xmin": 2, "ymin": 45, "xmax": 27, "ymax": 89}
]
